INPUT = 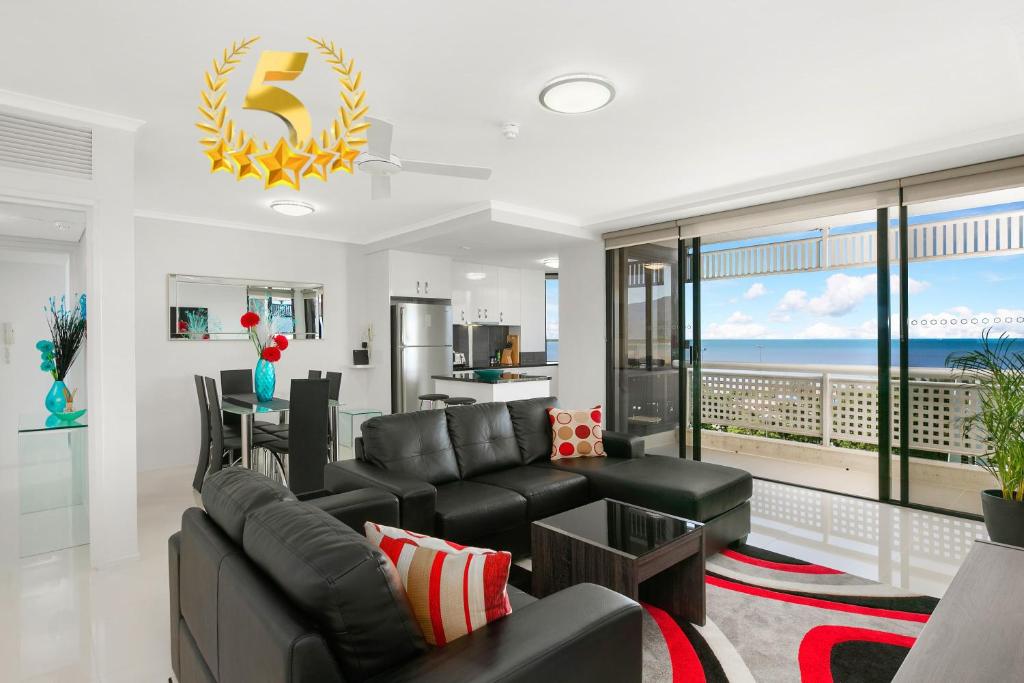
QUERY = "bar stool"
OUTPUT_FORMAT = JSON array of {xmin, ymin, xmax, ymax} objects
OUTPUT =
[
  {"xmin": 443, "ymin": 397, "xmax": 476, "ymax": 407},
  {"xmin": 418, "ymin": 393, "xmax": 449, "ymax": 410}
]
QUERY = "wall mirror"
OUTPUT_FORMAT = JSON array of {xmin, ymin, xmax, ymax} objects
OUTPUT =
[{"xmin": 168, "ymin": 274, "xmax": 324, "ymax": 341}]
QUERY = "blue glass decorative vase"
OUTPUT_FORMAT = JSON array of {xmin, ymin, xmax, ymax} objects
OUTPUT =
[
  {"xmin": 45, "ymin": 380, "xmax": 68, "ymax": 415},
  {"xmin": 254, "ymin": 359, "xmax": 276, "ymax": 402}
]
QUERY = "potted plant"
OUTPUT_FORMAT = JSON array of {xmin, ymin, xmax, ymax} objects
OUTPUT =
[
  {"xmin": 36, "ymin": 294, "xmax": 87, "ymax": 417},
  {"xmin": 948, "ymin": 331, "xmax": 1024, "ymax": 546},
  {"xmin": 240, "ymin": 309, "xmax": 289, "ymax": 401}
]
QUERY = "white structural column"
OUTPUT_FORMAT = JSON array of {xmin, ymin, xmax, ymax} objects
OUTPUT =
[
  {"xmin": 557, "ymin": 239, "xmax": 606, "ymax": 410},
  {"xmin": 86, "ymin": 125, "xmax": 140, "ymax": 567}
]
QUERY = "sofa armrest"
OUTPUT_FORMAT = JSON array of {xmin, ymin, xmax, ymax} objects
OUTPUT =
[
  {"xmin": 604, "ymin": 430, "xmax": 645, "ymax": 459},
  {"xmin": 324, "ymin": 460, "xmax": 437, "ymax": 533},
  {"xmin": 305, "ymin": 488, "xmax": 400, "ymax": 529},
  {"xmin": 370, "ymin": 584, "xmax": 641, "ymax": 683},
  {"xmin": 168, "ymin": 531, "xmax": 182, "ymax": 681}
]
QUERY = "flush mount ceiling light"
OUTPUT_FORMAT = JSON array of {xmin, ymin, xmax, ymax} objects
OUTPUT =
[
  {"xmin": 539, "ymin": 74, "xmax": 615, "ymax": 114},
  {"xmin": 54, "ymin": 221, "xmax": 72, "ymax": 232},
  {"xmin": 540, "ymin": 257, "xmax": 560, "ymax": 269},
  {"xmin": 644, "ymin": 262, "xmax": 665, "ymax": 270},
  {"xmin": 465, "ymin": 272, "xmax": 487, "ymax": 281},
  {"xmin": 269, "ymin": 200, "xmax": 315, "ymax": 217}
]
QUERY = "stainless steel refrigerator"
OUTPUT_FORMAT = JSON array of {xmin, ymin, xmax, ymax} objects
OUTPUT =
[{"xmin": 391, "ymin": 301, "xmax": 453, "ymax": 413}]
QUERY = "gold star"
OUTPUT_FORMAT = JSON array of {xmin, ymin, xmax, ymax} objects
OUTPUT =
[
  {"xmin": 231, "ymin": 139, "xmax": 263, "ymax": 181},
  {"xmin": 204, "ymin": 139, "xmax": 234, "ymax": 174},
  {"xmin": 329, "ymin": 139, "xmax": 361, "ymax": 174},
  {"xmin": 256, "ymin": 138, "xmax": 311, "ymax": 190},
  {"xmin": 301, "ymin": 140, "xmax": 337, "ymax": 182}
]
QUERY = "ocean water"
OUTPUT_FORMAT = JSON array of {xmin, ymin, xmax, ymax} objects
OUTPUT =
[{"xmin": 698, "ymin": 338, "xmax": 1014, "ymax": 368}]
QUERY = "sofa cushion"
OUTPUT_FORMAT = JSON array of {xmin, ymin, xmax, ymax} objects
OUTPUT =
[
  {"xmin": 578, "ymin": 455, "xmax": 753, "ymax": 522},
  {"xmin": 471, "ymin": 466, "xmax": 590, "ymax": 520},
  {"xmin": 201, "ymin": 468, "xmax": 296, "ymax": 543},
  {"xmin": 361, "ymin": 409, "xmax": 461, "ymax": 485},
  {"xmin": 446, "ymin": 403, "xmax": 522, "ymax": 478},
  {"xmin": 549, "ymin": 406, "xmax": 605, "ymax": 459},
  {"xmin": 506, "ymin": 396, "xmax": 559, "ymax": 464},
  {"xmin": 534, "ymin": 456, "xmax": 634, "ymax": 476},
  {"xmin": 242, "ymin": 500, "xmax": 427, "ymax": 682},
  {"xmin": 434, "ymin": 481, "xmax": 527, "ymax": 542},
  {"xmin": 365, "ymin": 522, "xmax": 513, "ymax": 646}
]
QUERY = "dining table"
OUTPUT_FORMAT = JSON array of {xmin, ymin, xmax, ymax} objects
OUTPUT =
[{"xmin": 221, "ymin": 393, "xmax": 345, "ymax": 468}]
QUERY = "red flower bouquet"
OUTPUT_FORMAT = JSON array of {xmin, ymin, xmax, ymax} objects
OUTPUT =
[{"xmin": 240, "ymin": 311, "xmax": 289, "ymax": 364}]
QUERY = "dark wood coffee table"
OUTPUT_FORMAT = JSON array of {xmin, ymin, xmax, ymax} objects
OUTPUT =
[{"xmin": 531, "ymin": 498, "xmax": 706, "ymax": 625}]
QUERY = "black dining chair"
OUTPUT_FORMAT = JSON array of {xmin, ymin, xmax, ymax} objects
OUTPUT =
[
  {"xmin": 263, "ymin": 378, "xmax": 330, "ymax": 494},
  {"xmin": 205, "ymin": 376, "xmax": 275, "ymax": 476},
  {"xmin": 221, "ymin": 368, "xmax": 279, "ymax": 432},
  {"xmin": 192, "ymin": 375, "xmax": 212, "ymax": 492},
  {"xmin": 325, "ymin": 371, "xmax": 342, "ymax": 400},
  {"xmin": 308, "ymin": 370, "xmax": 323, "ymax": 379}
]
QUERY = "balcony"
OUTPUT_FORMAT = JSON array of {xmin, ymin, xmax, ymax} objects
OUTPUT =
[{"xmin": 634, "ymin": 361, "xmax": 997, "ymax": 515}]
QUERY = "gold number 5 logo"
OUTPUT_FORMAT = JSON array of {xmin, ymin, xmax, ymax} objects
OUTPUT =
[{"xmin": 243, "ymin": 51, "xmax": 312, "ymax": 146}]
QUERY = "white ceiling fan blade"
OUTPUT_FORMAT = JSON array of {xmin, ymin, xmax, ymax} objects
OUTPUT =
[
  {"xmin": 366, "ymin": 117, "xmax": 394, "ymax": 159},
  {"xmin": 400, "ymin": 159, "xmax": 492, "ymax": 180},
  {"xmin": 371, "ymin": 174, "xmax": 391, "ymax": 200}
]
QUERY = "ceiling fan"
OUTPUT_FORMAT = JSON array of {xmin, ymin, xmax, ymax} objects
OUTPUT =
[{"xmin": 356, "ymin": 117, "xmax": 492, "ymax": 200}]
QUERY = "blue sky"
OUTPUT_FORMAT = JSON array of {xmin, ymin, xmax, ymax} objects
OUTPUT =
[{"xmin": 699, "ymin": 202, "xmax": 1024, "ymax": 340}]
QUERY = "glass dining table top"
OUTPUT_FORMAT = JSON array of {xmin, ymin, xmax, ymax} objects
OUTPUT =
[{"xmin": 221, "ymin": 393, "xmax": 344, "ymax": 415}]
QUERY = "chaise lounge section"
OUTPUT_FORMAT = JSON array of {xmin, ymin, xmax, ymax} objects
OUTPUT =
[{"xmin": 324, "ymin": 396, "xmax": 752, "ymax": 555}]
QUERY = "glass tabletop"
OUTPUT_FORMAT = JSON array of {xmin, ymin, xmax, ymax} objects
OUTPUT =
[
  {"xmin": 536, "ymin": 498, "xmax": 701, "ymax": 558},
  {"xmin": 18, "ymin": 412, "xmax": 89, "ymax": 433},
  {"xmin": 221, "ymin": 393, "xmax": 344, "ymax": 415}
]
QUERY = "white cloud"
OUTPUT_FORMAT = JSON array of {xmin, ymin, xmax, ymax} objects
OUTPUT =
[
  {"xmin": 806, "ymin": 274, "xmax": 876, "ymax": 317},
  {"xmin": 726, "ymin": 311, "xmax": 753, "ymax": 324},
  {"xmin": 769, "ymin": 311, "xmax": 792, "ymax": 323},
  {"xmin": 704, "ymin": 321, "xmax": 769, "ymax": 339},
  {"xmin": 793, "ymin": 319, "xmax": 877, "ymax": 339},
  {"xmin": 889, "ymin": 275, "xmax": 930, "ymax": 295},
  {"xmin": 744, "ymin": 283, "xmax": 768, "ymax": 300},
  {"xmin": 777, "ymin": 289, "xmax": 808, "ymax": 312}
]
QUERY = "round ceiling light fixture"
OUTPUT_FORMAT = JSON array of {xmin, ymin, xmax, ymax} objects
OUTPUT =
[
  {"xmin": 269, "ymin": 200, "xmax": 315, "ymax": 217},
  {"xmin": 540, "ymin": 257, "xmax": 560, "ymax": 269},
  {"xmin": 539, "ymin": 74, "xmax": 615, "ymax": 114}
]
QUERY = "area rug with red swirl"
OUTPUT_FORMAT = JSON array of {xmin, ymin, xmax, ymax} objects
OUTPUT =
[{"xmin": 641, "ymin": 544, "xmax": 938, "ymax": 683}]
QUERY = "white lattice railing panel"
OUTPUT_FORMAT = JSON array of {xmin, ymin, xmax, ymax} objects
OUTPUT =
[
  {"xmin": 695, "ymin": 363, "xmax": 987, "ymax": 456},
  {"xmin": 698, "ymin": 210, "xmax": 1024, "ymax": 281},
  {"xmin": 908, "ymin": 511, "xmax": 987, "ymax": 562},
  {"xmin": 700, "ymin": 370, "xmax": 823, "ymax": 436},
  {"xmin": 830, "ymin": 496, "xmax": 881, "ymax": 544},
  {"xmin": 829, "ymin": 377, "xmax": 883, "ymax": 444}
]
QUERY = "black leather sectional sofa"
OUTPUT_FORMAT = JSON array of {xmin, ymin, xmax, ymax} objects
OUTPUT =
[
  {"xmin": 324, "ymin": 396, "xmax": 753, "ymax": 555},
  {"xmin": 170, "ymin": 468, "xmax": 642, "ymax": 683}
]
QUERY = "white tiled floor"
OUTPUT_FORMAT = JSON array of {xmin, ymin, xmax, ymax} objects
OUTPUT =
[{"xmin": 0, "ymin": 463, "xmax": 988, "ymax": 681}]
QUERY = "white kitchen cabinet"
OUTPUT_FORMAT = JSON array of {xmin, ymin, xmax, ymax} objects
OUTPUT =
[
  {"xmin": 467, "ymin": 264, "xmax": 498, "ymax": 323},
  {"xmin": 520, "ymin": 270, "xmax": 546, "ymax": 352},
  {"xmin": 451, "ymin": 262, "xmax": 473, "ymax": 324},
  {"xmin": 496, "ymin": 267, "xmax": 522, "ymax": 326},
  {"xmin": 389, "ymin": 251, "xmax": 452, "ymax": 299}
]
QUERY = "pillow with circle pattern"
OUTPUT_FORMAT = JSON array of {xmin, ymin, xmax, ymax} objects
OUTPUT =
[{"xmin": 548, "ymin": 405, "xmax": 604, "ymax": 459}]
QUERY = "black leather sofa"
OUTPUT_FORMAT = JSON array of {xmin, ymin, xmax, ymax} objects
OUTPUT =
[
  {"xmin": 169, "ymin": 468, "xmax": 642, "ymax": 683},
  {"xmin": 324, "ymin": 397, "xmax": 752, "ymax": 555}
]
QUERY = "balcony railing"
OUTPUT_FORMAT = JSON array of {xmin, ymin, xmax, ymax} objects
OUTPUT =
[{"xmin": 690, "ymin": 362, "xmax": 986, "ymax": 455}]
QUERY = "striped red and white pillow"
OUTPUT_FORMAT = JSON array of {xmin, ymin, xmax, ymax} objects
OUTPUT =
[
  {"xmin": 364, "ymin": 522, "xmax": 512, "ymax": 646},
  {"xmin": 549, "ymin": 405, "xmax": 604, "ymax": 459}
]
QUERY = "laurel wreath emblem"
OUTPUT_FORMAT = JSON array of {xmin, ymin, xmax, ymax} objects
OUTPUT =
[{"xmin": 196, "ymin": 36, "xmax": 369, "ymax": 190}]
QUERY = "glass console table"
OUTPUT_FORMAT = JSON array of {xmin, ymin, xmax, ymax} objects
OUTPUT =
[
  {"xmin": 17, "ymin": 413, "xmax": 89, "ymax": 557},
  {"xmin": 336, "ymin": 408, "xmax": 383, "ymax": 460}
]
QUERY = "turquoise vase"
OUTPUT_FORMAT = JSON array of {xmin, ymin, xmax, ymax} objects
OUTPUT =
[
  {"xmin": 45, "ymin": 380, "xmax": 68, "ymax": 415},
  {"xmin": 254, "ymin": 359, "xmax": 276, "ymax": 402}
]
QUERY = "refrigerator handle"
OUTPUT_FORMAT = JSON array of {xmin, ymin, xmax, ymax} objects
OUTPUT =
[
  {"xmin": 398, "ymin": 305, "xmax": 407, "ymax": 347},
  {"xmin": 396, "ymin": 345, "xmax": 405, "ymax": 410}
]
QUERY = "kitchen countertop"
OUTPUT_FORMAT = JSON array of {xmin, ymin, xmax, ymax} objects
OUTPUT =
[{"xmin": 433, "ymin": 373, "xmax": 552, "ymax": 384}]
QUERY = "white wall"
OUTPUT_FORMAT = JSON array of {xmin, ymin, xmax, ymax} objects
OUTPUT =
[
  {"xmin": 134, "ymin": 216, "xmax": 357, "ymax": 472},
  {"xmin": 556, "ymin": 240, "xmax": 606, "ymax": 411}
]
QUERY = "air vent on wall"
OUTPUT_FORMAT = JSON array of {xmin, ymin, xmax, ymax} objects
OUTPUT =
[{"xmin": 0, "ymin": 111, "xmax": 93, "ymax": 179}]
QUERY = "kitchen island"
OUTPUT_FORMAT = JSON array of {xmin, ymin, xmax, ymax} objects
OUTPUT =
[{"xmin": 432, "ymin": 372, "xmax": 552, "ymax": 404}]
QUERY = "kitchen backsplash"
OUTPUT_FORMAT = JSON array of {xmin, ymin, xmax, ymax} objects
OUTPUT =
[{"xmin": 453, "ymin": 325, "xmax": 548, "ymax": 366}]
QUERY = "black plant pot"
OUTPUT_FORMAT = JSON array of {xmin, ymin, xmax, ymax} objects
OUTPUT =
[{"xmin": 981, "ymin": 489, "xmax": 1024, "ymax": 547}]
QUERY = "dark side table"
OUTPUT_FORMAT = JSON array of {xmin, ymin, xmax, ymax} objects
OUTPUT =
[{"xmin": 531, "ymin": 498, "xmax": 706, "ymax": 625}]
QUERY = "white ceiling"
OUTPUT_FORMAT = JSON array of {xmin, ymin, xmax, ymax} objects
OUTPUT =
[
  {"xmin": 0, "ymin": 202, "xmax": 85, "ymax": 242},
  {"xmin": 2, "ymin": 1, "xmax": 1024, "ymax": 249}
]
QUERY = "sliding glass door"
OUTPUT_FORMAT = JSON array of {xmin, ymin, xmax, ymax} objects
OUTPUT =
[{"xmin": 607, "ymin": 237, "xmax": 699, "ymax": 459}]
